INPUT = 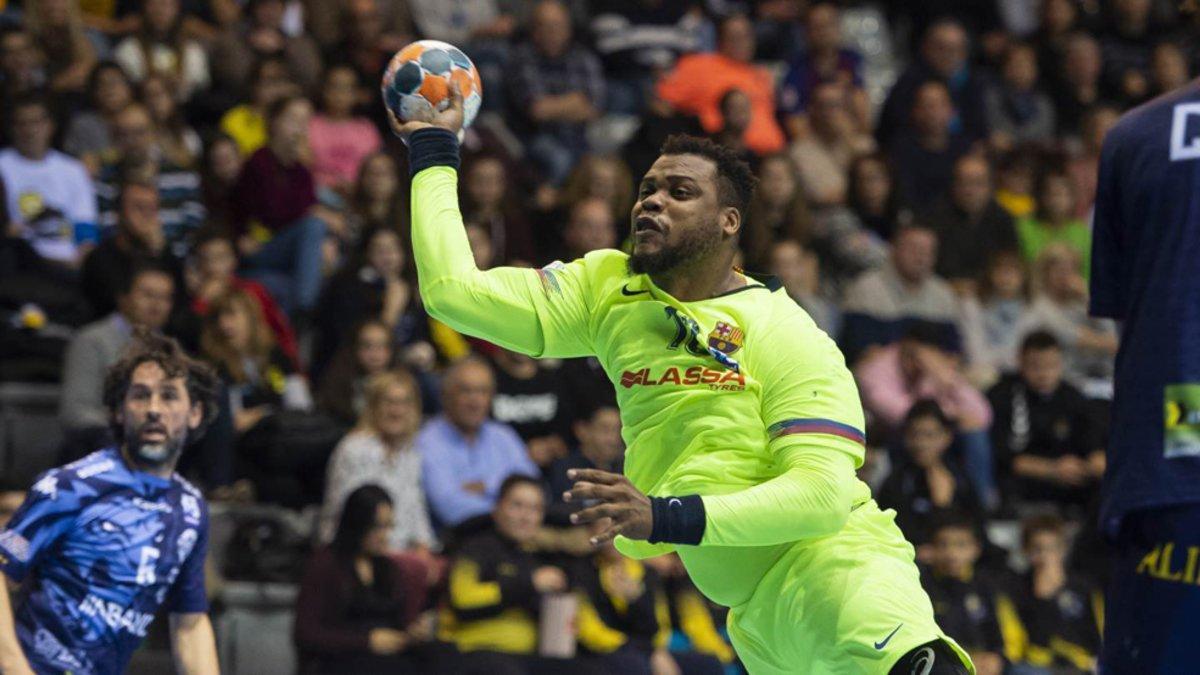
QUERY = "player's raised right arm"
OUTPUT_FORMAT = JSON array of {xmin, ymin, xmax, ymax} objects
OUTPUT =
[{"xmin": 394, "ymin": 91, "xmax": 594, "ymax": 358}]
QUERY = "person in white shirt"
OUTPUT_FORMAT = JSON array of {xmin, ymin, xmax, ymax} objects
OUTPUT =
[
  {"xmin": 0, "ymin": 94, "xmax": 97, "ymax": 265},
  {"xmin": 320, "ymin": 369, "xmax": 435, "ymax": 554}
]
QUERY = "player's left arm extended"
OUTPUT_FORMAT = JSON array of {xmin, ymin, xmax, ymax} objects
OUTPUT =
[
  {"xmin": 169, "ymin": 612, "xmax": 219, "ymax": 675},
  {"xmin": 407, "ymin": 129, "xmax": 593, "ymax": 358}
]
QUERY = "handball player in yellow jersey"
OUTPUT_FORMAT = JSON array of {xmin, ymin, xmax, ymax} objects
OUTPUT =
[{"xmin": 391, "ymin": 87, "xmax": 973, "ymax": 674}]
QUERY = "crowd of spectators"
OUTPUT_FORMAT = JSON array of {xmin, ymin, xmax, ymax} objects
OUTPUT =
[{"xmin": 1, "ymin": 0, "xmax": 1194, "ymax": 672}]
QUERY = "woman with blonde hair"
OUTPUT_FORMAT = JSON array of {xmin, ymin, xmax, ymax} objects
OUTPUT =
[
  {"xmin": 1017, "ymin": 242, "xmax": 1117, "ymax": 387},
  {"xmin": 320, "ymin": 369, "xmax": 434, "ymax": 554}
]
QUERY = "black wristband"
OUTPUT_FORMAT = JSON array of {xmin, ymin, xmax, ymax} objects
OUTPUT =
[
  {"xmin": 408, "ymin": 127, "xmax": 460, "ymax": 176},
  {"xmin": 648, "ymin": 494, "xmax": 706, "ymax": 545}
]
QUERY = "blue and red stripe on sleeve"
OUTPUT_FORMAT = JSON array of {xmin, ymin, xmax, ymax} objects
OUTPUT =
[{"xmin": 768, "ymin": 418, "xmax": 866, "ymax": 446}]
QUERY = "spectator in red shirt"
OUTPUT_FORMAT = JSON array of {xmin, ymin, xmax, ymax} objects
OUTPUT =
[
  {"xmin": 294, "ymin": 484, "xmax": 434, "ymax": 674},
  {"xmin": 229, "ymin": 95, "xmax": 334, "ymax": 316}
]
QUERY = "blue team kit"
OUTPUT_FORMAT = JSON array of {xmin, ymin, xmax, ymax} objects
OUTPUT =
[{"xmin": 0, "ymin": 448, "xmax": 209, "ymax": 675}]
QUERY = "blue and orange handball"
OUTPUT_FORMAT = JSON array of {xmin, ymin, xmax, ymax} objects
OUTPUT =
[{"xmin": 381, "ymin": 39, "xmax": 482, "ymax": 138}]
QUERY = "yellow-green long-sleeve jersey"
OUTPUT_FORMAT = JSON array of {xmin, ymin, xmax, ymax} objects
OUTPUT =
[
  {"xmin": 413, "ymin": 165, "xmax": 869, "ymax": 603},
  {"xmin": 412, "ymin": 164, "xmax": 969, "ymax": 674}
]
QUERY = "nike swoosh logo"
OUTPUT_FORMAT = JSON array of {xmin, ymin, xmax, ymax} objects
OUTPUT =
[
  {"xmin": 874, "ymin": 623, "xmax": 902, "ymax": 650},
  {"xmin": 668, "ymin": 498, "xmax": 682, "ymax": 508},
  {"xmin": 621, "ymin": 284, "xmax": 650, "ymax": 296}
]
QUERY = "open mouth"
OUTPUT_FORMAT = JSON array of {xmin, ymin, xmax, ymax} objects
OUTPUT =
[
  {"xmin": 634, "ymin": 216, "xmax": 664, "ymax": 237},
  {"xmin": 140, "ymin": 425, "xmax": 168, "ymax": 440}
]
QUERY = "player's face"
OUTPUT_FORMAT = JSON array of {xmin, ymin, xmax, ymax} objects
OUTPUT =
[
  {"xmin": 630, "ymin": 154, "xmax": 732, "ymax": 275},
  {"xmin": 932, "ymin": 528, "xmax": 979, "ymax": 577},
  {"xmin": 494, "ymin": 483, "xmax": 545, "ymax": 544},
  {"xmin": 119, "ymin": 361, "xmax": 202, "ymax": 468}
]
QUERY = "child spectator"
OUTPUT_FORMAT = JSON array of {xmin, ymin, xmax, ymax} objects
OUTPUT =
[
  {"xmin": 996, "ymin": 515, "xmax": 1102, "ymax": 674},
  {"xmin": 350, "ymin": 152, "xmax": 407, "ymax": 240},
  {"xmin": 974, "ymin": 251, "xmax": 1031, "ymax": 376},
  {"xmin": 923, "ymin": 513, "xmax": 1005, "ymax": 675},
  {"xmin": 1017, "ymin": 166, "xmax": 1091, "ymax": 278},
  {"xmin": 547, "ymin": 404, "xmax": 624, "ymax": 525},
  {"xmin": 315, "ymin": 320, "xmax": 403, "ymax": 427},
  {"xmin": 229, "ymin": 95, "xmax": 333, "ymax": 316},
  {"xmin": 877, "ymin": 401, "xmax": 983, "ymax": 552},
  {"xmin": 187, "ymin": 230, "xmax": 298, "ymax": 367},
  {"xmin": 308, "ymin": 64, "xmax": 382, "ymax": 197},
  {"xmin": 141, "ymin": 74, "xmax": 202, "ymax": 168},
  {"xmin": 200, "ymin": 134, "xmax": 242, "ymax": 227},
  {"xmin": 988, "ymin": 332, "xmax": 1104, "ymax": 515}
]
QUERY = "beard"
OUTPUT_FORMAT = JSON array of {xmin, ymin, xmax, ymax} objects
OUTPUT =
[
  {"xmin": 628, "ymin": 219, "xmax": 722, "ymax": 276},
  {"xmin": 125, "ymin": 420, "xmax": 188, "ymax": 469}
]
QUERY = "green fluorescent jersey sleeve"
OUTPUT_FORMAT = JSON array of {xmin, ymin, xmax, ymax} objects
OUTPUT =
[
  {"xmin": 701, "ymin": 443, "xmax": 862, "ymax": 546},
  {"xmin": 410, "ymin": 166, "xmax": 593, "ymax": 357},
  {"xmin": 699, "ymin": 303, "xmax": 870, "ymax": 547}
]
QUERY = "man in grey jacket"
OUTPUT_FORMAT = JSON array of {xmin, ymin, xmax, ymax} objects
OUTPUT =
[{"xmin": 59, "ymin": 262, "xmax": 175, "ymax": 454}]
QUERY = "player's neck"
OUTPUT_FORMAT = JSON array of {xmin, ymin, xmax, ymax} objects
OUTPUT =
[
  {"xmin": 119, "ymin": 446, "xmax": 177, "ymax": 479},
  {"xmin": 651, "ymin": 254, "xmax": 745, "ymax": 302}
]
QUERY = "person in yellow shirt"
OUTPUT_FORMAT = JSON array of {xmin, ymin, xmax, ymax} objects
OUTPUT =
[{"xmin": 219, "ymin": 56, "xmax": 297, "ymax": 156}]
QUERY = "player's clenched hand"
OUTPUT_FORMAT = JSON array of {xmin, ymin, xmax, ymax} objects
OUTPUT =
[
  {"xmin": 565, "ymin": 468, "xmax": 653, "ymax": 545},
  {"xmin": 387, "ymin": 81, "xmax": 465, "ymax": 142}
]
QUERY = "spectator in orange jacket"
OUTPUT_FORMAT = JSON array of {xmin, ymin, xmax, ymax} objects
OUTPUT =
[{"xmin": 656, "ymin": 14, "xmax": 785, "ymax": 156}]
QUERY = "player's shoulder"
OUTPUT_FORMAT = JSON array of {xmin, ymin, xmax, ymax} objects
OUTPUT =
[
  {"xmin": 26, "ymin": 449, "xmax": 125, "ymax": 505},
  {"xmin": 59, "ymin": 448, "xmax": 125, "ymax": 484},
  {"xmin": 544, "ymin": 248, "xmax": 631, "ymax": 299},
  {"xmin": 1108, "ymin": 79, "xmax": 1200, "ymax": 151}
]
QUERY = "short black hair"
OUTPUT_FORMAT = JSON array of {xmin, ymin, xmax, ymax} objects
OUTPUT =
[
  {"xmin": 102, "ymin": 329, "xmax": 220, "ymax": 444},
  {"xmin": 904, "ymin": 399, "xmax": 955, "ymax": 432},
  {"xmin": 1021, "ymin": 513, "xmax": 1066, "ymax": 548},
  {"xmin": 1021, "ymin": 330, "xmax": 1061, "ymax": 354},
  {"xmin": 929, "ymin": 510, "xmax": 979, "ymax": 540},
  {"xmin": 7, "ymin": 91, "xmax": 51, "ymax": 126},
  {"xmin": 498, "ymin": 474, "xmax": 545, "ymax": 502},
  {"xmin": 119, "ymin": 260, "xmax": 174, "ymax": 296},
  {"xmin": 660, "ymin": 134, "xmax": 757, "ymax": 216},
  {"xmin": 900, "ymin": 319, "xmax": 957, "ymax": 352}
]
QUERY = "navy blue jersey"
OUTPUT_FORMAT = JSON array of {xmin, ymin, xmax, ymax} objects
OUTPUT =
[
  {"xmin": 1090, "ymin": 78, "xmax": 1200, "ymax": 536},
  {"xmin": 0, "ymin": 448, "xmax": 209, "ymax": 674}
]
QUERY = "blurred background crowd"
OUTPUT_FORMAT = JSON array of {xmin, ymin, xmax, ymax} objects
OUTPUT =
[{"xmin": 0, "ymin": 0, "xmax": 1194, "ymax": 672}]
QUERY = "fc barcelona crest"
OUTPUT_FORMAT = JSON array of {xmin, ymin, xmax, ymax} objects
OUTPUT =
[{"xmin": 707, "ymin": 321, "xmax": 744, "ymax": 356}]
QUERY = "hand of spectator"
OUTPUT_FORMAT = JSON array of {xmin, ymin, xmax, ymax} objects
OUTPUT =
[
  {"xmin": 462, "ymin": 480, "xmax": 487, "ymax": 495},
  {"xmin": 1087, "ymin": 450, "xmax": 1106, "ymax": 479},
  {"xmin": 1122, "ymin": 70, "xmax": 1149, "ymax": 100},
  {"xmin": 237, "ymin": 235, "xmax": 263, "ymax": 258},
  {"xmin": 925, "ymin": 465, "xmax": 956, "ymax": 507},
  {"xmin": 1053, "ymin": 455, "xmax": 1090, "ymax": 487},
  {"xmin": 388, "ymin": 81, "xmax": 464, "ymax": 143},
  {"xmin": 405, "ymin": 610, "xmax": 437, "ymax": 642},
  {"xmin": 651, "ymin": 648, "xmax": 683, "ymax": 675},
  {"xmin": 401, "ymin": 341, "xmax": 437, "ymax": 372},
  {"xmin": 532, "ymin": 565, "xmax": 568, "ymax": 593},
  {"xmin": 971, "ymin": 650, "xmax": 1004, "ymax": 675},
  {"xmin": 367, "ymin": 628, "xmax": 408, "ymax": 655},
  {"xmin": 565, "ymin": 469, "xmax": 653, "ymax": 545}
]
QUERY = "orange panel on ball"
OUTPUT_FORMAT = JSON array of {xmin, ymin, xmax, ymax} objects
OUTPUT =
[{"xmin": 418, "ymin": 74, "xmax": 449, "ymax": 104}]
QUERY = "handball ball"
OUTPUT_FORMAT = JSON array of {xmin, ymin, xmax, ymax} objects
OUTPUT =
[{"xmin": 381, "ymin": 40, "xmax": 482, "ymax": 140}]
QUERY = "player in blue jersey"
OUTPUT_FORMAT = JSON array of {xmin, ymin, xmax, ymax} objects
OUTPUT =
[
  {"xmin": 0, "ymin": 331, "xmax": 220, "ymax": 675},
  {"xmin": 1090, "ymin": 50, "xmax": 1200, "ymax": 673}
]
